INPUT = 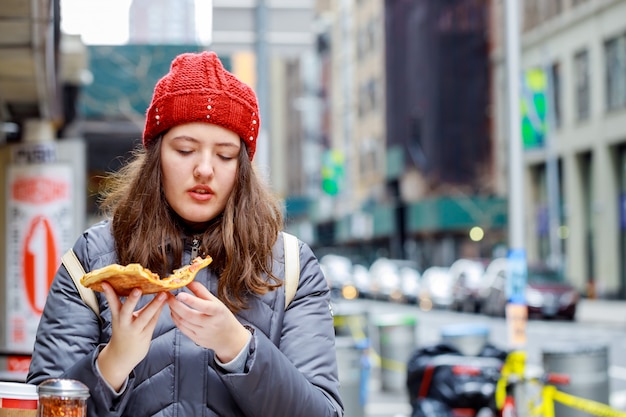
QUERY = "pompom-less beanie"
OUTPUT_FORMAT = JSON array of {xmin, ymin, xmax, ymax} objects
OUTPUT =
[{"xmin": 143, "ymin": 51, "xmax": 260, "ymax": 160}]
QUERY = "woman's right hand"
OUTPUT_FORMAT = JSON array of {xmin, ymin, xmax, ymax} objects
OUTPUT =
[{"xmin": 97, "ymin": 283, "xmax": 167, "ymax": 391}]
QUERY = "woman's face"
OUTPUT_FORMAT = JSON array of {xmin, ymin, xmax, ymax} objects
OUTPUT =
[{"xmin": 161, "ymin": 122, "xmax": 240, "ymax": 226}]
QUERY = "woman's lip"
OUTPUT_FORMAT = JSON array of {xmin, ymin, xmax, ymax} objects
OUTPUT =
[{"xmin": 188, "ymin": 187, "xmax": 214, "ymax": 201}]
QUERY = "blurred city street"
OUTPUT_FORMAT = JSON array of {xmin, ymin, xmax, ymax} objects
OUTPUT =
[{"xmin": 2, "ymin": 0, "xmax": 626, "ymax": 416}]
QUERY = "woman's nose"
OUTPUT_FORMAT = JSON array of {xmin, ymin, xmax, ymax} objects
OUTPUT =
[{"xmin": 193, "ymin": 155, "xmax": 214, "ymax": 178}]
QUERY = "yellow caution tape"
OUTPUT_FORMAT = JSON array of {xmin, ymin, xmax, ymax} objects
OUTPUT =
[
  {"xmin": 480, "ymin": 348, "xmax": 626, "ymax": 417},
  {"xmin": 552, "ymin": 389, "xmax": 626, "ymax": 417},
  {"xmin": 379, "ymin": 356, "xmax": 407, "ymax": 373},
  {"xmin": 333, "ymin": 315, "xmax": 367, "ymax": 342}
]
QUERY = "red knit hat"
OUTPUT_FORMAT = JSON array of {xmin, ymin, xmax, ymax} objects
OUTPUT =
[{"xmin": 143, "ymin": 51, "xmax": 260, "ymax": 160}]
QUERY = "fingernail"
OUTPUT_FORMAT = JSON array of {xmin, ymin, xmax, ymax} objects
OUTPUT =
[
  {"xmin": 131, "ymin": 288, "xmax": 141, "ymax": 297},
  {"xmin": 157, "ymin": 292, "xmax": 167, "ymax": 301}
]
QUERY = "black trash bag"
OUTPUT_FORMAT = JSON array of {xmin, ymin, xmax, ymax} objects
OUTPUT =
[{"xmin": 406, "ymin": 342, "xmax": 507, "ymax": 412}]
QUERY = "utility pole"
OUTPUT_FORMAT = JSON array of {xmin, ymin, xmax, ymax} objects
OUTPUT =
[
  {"xmin": 255, "ymin": 0, "xmax": 270, "ymax": 175},
  {"xmin": 506, "ymin": 2, "xmax": 524, "ymax": 252},
  {"xmin": 504, "ymin": 0, "xmax": 529, "ymax": 363}
]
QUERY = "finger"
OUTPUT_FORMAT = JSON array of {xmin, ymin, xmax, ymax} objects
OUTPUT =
[
  {"xmin": 132, "ymin": 292, "xmax": 167, "ymax": 325},
  {"xmin": 186, "ymin": 281, "xmax": 216, "ymax": 300},
  {"xmin": 168, "ymin": 308, "xmax": 197, "ymax": 342},
  {"xmin": 120, "ymin": 288, "xmax": 142, "ymax": 320},
  {"xmin": 175, "ymin": 323, "xmax": 197, "ymax": 344},
  {"xmin": 143, "ymin": 296, "xmax": 166, "ymax": 332},
  {"xmin": 101, "ymin": 282, "xmax": 121, "ymax": 317},
  {"xmin": 175, "ymin": 293, "xmax": 216, "ymax": 317},
  {"xmin": 168, "ymin": 299, "xmax": 204, "ymax": 332},
  {"xmin": 168, "ymin": 295, "xmax": 202, "ymax": 322}
]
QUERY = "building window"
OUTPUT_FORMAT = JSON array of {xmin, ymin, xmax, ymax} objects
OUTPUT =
[
  {"xmin": 357, "ymin": 78, "xmax": 378, "ymax": 116},
  {"xmin": 523, "ymin": 0, "xmax": 540, "ymax": 31},
  {"xmin": 359, "ymin": 137, "xmax": 380, "ymax": 178},
  {"xmin": 357, "ymin": 28, "xmax": 366, "ymax": 60},
  {"xmin": 523, "ymin": 0, "xmax": 563, "ymax": 31},
  {"xmin": 574, "ymin": 49, "xmax": 590, "ymax": 121},
  {"xmin": 544, "ymin": 0, "xmax": 562, "ymax": 20},
  {"xmin": 605, "ymin": 35, "xmax": 626, "ymax": 111},
  {"xmin": 367, "ymin": 19, "xmax": 377, "ymax": 53},
  {"xmin": 550, "ymin": 63, "xmax": 562, "ymax": 128}
]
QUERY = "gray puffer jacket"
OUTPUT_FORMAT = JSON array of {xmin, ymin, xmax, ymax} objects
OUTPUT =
[{"xmin": 27, "ymin": 220, "xmax": 343, "ymax": 417}]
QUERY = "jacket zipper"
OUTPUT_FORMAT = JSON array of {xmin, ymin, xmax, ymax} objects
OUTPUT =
[{"xmin": 190, "ymin": 236, "xmax": 200, "ymax": 262}]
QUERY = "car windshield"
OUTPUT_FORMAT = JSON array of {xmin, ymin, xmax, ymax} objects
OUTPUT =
[{"xmin": 527, "ymin": 268, "xmax": 565, "ymax": 284}]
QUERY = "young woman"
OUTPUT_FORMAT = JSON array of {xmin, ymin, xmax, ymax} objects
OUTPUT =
[{"xmin": 27, "ymin": 51, "xmax": 343, "ymax": 417}]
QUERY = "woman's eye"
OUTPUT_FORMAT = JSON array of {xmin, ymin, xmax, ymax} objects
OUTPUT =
[
  {"xmin": 218, "ymin": 154, "xmax": 235, "ymax": 161},
  {"xmin": 177, "ymin": 149, "xmax": 193, "ymax": 155}
]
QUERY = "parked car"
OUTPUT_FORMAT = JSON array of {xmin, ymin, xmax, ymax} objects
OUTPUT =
[
  {"xmin": 419, "ymin": 266, "xmax": 454, "ymax": 310},
  {"xmin": 319, "ymin": 254, "xmax": 356, "ymax": 300},
  {"xmin": 368, "ymin": 258, "xmax": 421, "ymax": 303},
  {"xmin": 478, "ymin": 258, "xmax": 580, "ymax": 320},
  {"xmin": 399, "ymin": 264, "xmax": 422, "ymax": 304},
  {"xmin": 352, "ymin": 263, "xmax": 372, "ymax": 299},
  {"xmin": 448, "ymin": 258, "xmax": 490, "ymax": 313},
  {"xmin": 477, "ymin": 257, "xmax": 508, "ymax": 316}
]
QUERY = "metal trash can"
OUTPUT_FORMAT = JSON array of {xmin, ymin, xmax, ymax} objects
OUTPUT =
[
  {"xmin": 374, "ymin": 313, "xmax": 418, "ymax": 392},
  {"xmin": 333, "ymin": 302, "xmax": 370, "ymax": 342},
  {"xmin": 335, "ymin": 336, "xmax": 369, "ymax": 417},
  {"xmin": 440, "ymin": 323, "xmax": 490, "ymax": 356},
  {"xmin": 542, "ymin": 342, "xmax": 609, "ymax": 417}
]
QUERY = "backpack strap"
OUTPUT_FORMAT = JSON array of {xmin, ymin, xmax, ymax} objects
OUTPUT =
[
  {"xmin": 62, "ymin": 248, "xmax": 100, "ymax": 316},
  {"xmin": 282, "ymin": 232, "xmax": 300, "ymax": 310}
]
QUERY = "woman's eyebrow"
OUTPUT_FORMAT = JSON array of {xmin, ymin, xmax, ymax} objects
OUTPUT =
[
  {"xmin": 214, "ymin": 142, "xmax": 240, "ymax": 150},
  {"xmin": 170, "ymin": 135, "xmax": 198, "ymax": 143}
]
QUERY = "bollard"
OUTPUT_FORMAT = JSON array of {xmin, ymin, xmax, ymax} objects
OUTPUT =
[
  {"xmin": 542, "ymin": 342, "xmax": 609, "ymax": 417},
  {"xmin": 333, "ymin": 302, "xmax": 371, "ymax": 415},
  {"xmin": 335, "ymin": 336, "xmax": 368, "ymax": 417},
  {"xmin": 373, "ymin": 313, "xmax": 418, "ymax": 392}
]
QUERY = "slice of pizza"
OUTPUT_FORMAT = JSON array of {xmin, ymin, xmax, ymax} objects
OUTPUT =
[{"xmin": 80, "ymin": 256, "xmax": 213, "ymax": 296}]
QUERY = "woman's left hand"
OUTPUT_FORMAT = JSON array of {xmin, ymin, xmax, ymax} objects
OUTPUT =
[{"xmin": 167, "ymin": 281, "xmax": 251, "ymax": 363}]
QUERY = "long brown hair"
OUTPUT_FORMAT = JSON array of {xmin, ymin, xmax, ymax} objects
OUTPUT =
[{"xmin": 99, "ymin": 137, "xmax": 284, "ymax": 312}]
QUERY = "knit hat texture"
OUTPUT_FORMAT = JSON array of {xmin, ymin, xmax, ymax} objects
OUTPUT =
[{"xmin": 143, "ymin": 51, "xmax": 260, "ymax": 160}]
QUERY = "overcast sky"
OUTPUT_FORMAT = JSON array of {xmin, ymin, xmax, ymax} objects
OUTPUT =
[{"xmin": 60, "ymin": 0, "xmax": 212, "ymax": 44}]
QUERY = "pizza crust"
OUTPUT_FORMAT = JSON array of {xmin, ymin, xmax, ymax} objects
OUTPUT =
[{"xmin": 80, "ymin": 256, "xmax": 213, "ymax": 296}]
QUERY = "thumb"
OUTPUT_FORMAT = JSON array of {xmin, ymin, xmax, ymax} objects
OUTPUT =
[{"xmin": 185, "ymin": 281, "xmax": 216, "ymax": 300}]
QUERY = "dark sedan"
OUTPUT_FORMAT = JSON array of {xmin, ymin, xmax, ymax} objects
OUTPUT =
[
  {"xmin": 478, "ymin": 260, "xmax": 579, "ymax": 320},
  {"xmin": 524, "ymin": 266, "xmax": 579, "ymax": 320}
]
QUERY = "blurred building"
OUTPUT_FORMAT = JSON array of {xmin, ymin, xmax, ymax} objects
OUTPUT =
[
  {"xmin": 289, "ymin": 0, "xmax": 505, "ymax": 268},
  {"xmin": 128, "ymin": 0, "xmax": 197, "ymax": 44},
  {"xmin": 490, "ymin": 0, "xmax": 626, "ymax": 298},
  {"xmin": 0, "ymin": 0, "xmax": 62, "ymax": 132}
]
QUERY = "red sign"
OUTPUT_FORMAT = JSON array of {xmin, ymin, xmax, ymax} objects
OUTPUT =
[
  {"xmin": 5, "ymin": 163, "xmax": 74, "ymax": 351},
  {"xmin": 7, "ymin": 356, "xmax": 31, "ymax": 373},
  {"xmin": 22, "ymin": 216, "xmax": 58, "ymax": 315}
]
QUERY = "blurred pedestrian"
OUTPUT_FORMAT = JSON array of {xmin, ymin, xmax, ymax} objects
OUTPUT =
[{"xmin": 27, "ymin": 51, "xmax": 343, "ymax": 417}]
